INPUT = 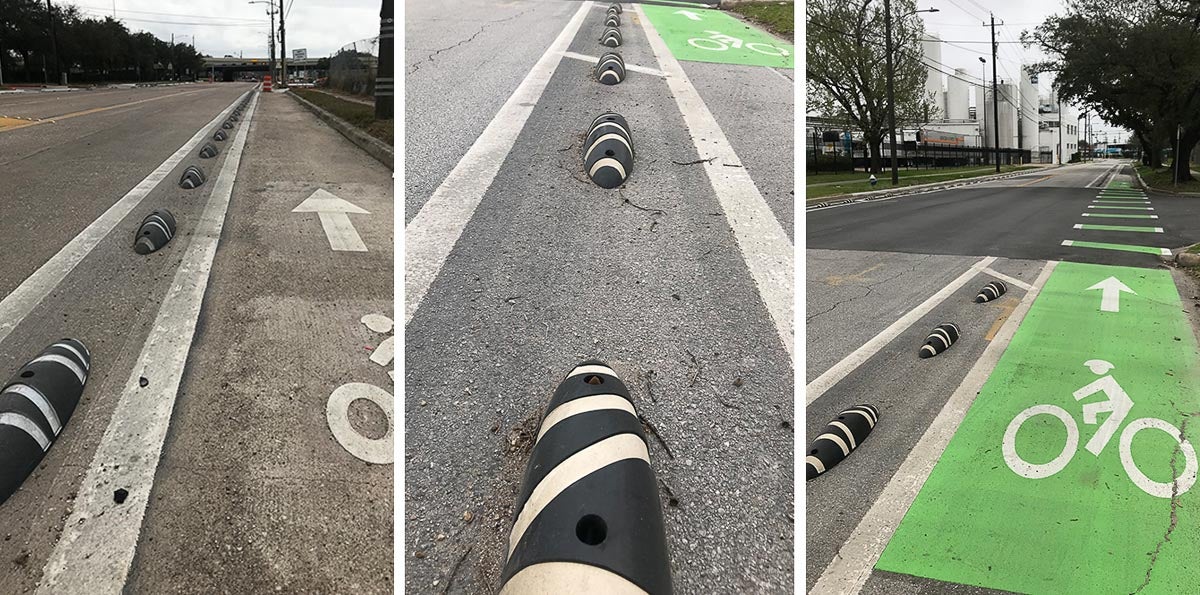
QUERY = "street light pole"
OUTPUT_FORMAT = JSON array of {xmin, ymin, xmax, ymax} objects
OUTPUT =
[
  {"xmin": 882, "ymin": 2, "xmax": 938, "ymax": 185},
  {"xmin": 884, "ymin": 0, "xmax": 899, "ymax": 184},
  {"xmin": 979, "ymin": 56, "xmax": 986, "ymax": 166},
  {"xmin": 46, "ymin": 0, "xmax": 64, "ymax": 86},
  {"xmin": 376, "ymin": 0, "xmax": 394, "ymax": 119}
]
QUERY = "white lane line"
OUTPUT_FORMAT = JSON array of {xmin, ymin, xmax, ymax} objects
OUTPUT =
[
  {"xmin": 0, "ymin": 91, "xmax": 247, "ymax": 347},
  {"xmin": 981, "ymin": 267, "xmax": 1032, "ymax": 291},
  {"xmin": 561, "ymin": 51, "xmax": 668, "ymax": 77},
  {"xmin": 636, "ymin": 3, "xmax": 795, "ymax": 360},
  {"xmin": 811, "ymin": 259, "xmax": 1057, "ymax": 595},
  {"xmin": 1085, "ymin": 163, "xmax": 1118, "ymax": 188},
  {"xmin": 405, "ymin": 2, "xmax": 592, "ymax": 326},
  {"xmin": 806, "ymin": 256, "xmax": 996, "ymax": 406},
  {"xmin": 1088, "ymin": 205, "xmax": 1154, "ymax": 210},
  {"xmin": 37, "ymin": 91, "xmax": 260, "ymax": 594}
]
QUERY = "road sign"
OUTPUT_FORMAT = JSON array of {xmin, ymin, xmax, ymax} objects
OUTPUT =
[
  {"xmin": 641, "ymin": 5, "xmax": 793, "ymax": 69},
  {"xmin": 293, "ymin": 48, "xmax": 307, "ymax": 60},
  {"xmin": 292, "ymin": 188, "xmax": 370, "ymax": 251},
  {"xmin": 876, "ymin": 262, "xmax": 1200, "ymax": 593}
]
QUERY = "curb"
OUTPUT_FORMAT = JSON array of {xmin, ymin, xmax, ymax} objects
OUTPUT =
[
  {"xmin": 1132, "ymin": 165, "xmax": 1200, "ymax": 197},
  {"xmin": 806, "ymin": 165, "xmax": 1062, "ymax": 210},
  {"xmin": 286, "ymin": 91, "xmax": 394, "ymax": 171}
]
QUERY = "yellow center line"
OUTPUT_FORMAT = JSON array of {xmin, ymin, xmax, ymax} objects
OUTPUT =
[
  {"xmin": 0, "ymin": 88, "xmax": 213, "ymax": 133},
  {"xmin": 1016, "ymin": 174, "xmax": 1056, "ymax": 187}
]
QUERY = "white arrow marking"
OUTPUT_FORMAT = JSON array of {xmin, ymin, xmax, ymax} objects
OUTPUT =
[
  {"xmin": 675, "ymin": 9, "xmax": 702, "ymax": 20},
  {"xmin": 1086, "ymin": 276, "xmax": 1135, "ymax": 312},
  {"xmin": 292, "ymin": 188, "xmax": 369, "ymax": 252}
]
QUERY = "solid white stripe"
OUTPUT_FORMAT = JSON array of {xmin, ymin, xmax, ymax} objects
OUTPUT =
[
  {"xmin": 637, "ymin": 3, "xmax": 794, "ymax": 361},
  {"xmin": 806, "ymin": 456, "xmax": 826, "ymax": 474},
  {"xmin": 817, "ymin": 432, "xmax": 850, "ymax": 456},
  {"xmin": 405, "ymin": 3, "xmax": 593, "ymax": 326},
  {"xmin": 507, "ymin": 434, "xmax": 649, "ymax": 558},
  {"xmin": 29, "ymin": 354, "xmax": 85, "ymax": 385},
  {"xmin": 830, "ymin": 421, "xmax": 857, "ymax": 449},
  {"xmin": 806, "ymin": 257, "xmax": 996, "ymax": 405},
  {"xmin": 2, "ymin": 384, "xmax": 61, "ymax": 434},
  {"xmin": 981, "ymin": 268, "xmax": 1031, "ymax": 291},
  {"xmin": 0, "ymin": 90, "xmax": 248, "ymax": 348},
  {"xmin": 561, "ymin": 51, "xmax": 666, "ymax": 77},
  {"xmin": 37, "ymin": 91, "xmax": 260, "ymax": 594},
  {"xmin": 0, "ymin": 412, "xmax": 51, "ymax": 450},
  {"xmin": 536, "ymin": 394, "xmax": 637, "ymax": 443},
  {"xmin": 811, "ymin": 260, "xmax": 1057, "ymax": 594},
  {"xmin": 583, "ymin": 133, "xmax": 633, "ymax": 163},
  {"xmin": 588, "ymin": 158, "xmax": 626, "ymax": 178}
]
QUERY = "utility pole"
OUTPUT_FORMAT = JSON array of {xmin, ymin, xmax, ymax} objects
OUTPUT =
[
  {"xmin": 1057, "ymin": 99, "xmax": 1063, "ymax": 165},
  {"xmin": 990, "ymin": 13, "xmax": 1000, "ymax": 173},
  {"xmin": 376, "ymin": 0, "xmax": 394, "ymax": 119},
  {"xmin": 46, "ymin": 0, "xmax": 64, "ymax": 86},
  {"xmin": 278, "ymin": 0, "xmax": 287, "ymax": 86},
  {"xmin": 269, "ymin": 7, "xmax": 276, "ymax": 82}
]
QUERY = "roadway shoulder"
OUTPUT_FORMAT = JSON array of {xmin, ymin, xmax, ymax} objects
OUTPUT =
[
  {"xmin": 287, "ymin": 89, "xmax": 394, "ymax": 170},
  {"xmin": 807, "ymin": 165, "xmax": 1066, "ymax": 210}
]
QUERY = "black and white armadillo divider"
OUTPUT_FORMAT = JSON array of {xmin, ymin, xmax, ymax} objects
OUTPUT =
[
  {"xmin": 213, "ymin": 129, "xmax": 228, "ymax": 142},
  {"xmin": 583, "ymin": 112, "xmax": 633, "ymax": 189},
  {"xmin": 919, "ymin": 323, "xmax": 960, "ymax": 358},
  {"xmin": 221, "ymin": 119, "xmax": 235, "ymax": 130},
  {"xmin": 975, "ymin": 280, "xmax": 1008, "ymax": 303},
  {"xmin": 134, "ymin": 209, "xmax": 178, "ymax": 255},
  {"xmin": 199, "ymin": 142, "xmax": 220, "ymax": 159},
  {"xmin": 600, "ymin": 27, "xmax": 622, "ymax": 47},
  {"xmin": 594, "ymin": 52, "xmax": 626, "ymax": 85},
  {"xmin": 500, "ymin": 361, "xmax": 672, "ymax": 595},
  {"xmin": 806, "ymin": 404, "xmax": 878, "ymax": 480},
  {"xmin": 608, "ymin": 2, "xmax": 622, "ymax": 13},
  {"xmin": 605, "ymin": 13, "xmax": 620, "ymax": 27},
  {"xmin": 0, "ymin": 339, "xmax": 90, "ymax": 503},
  {"xmin": 179, "ymin": 165, "xmax": 206, "ymax": 189}
]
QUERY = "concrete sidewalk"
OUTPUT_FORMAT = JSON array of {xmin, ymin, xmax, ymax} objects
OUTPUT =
[{"xmin": 126, "ymin": 91, "xmax": 394, "ymax": 593}]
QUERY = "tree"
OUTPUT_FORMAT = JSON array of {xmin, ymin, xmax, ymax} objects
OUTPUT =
[
  {"xmin": 807, "ymin": 0, "xmax": 940, "ymax": 174},
  {"xmin": 1027, "ymin": 0, "xmax": 1200, "ymax": 181}
]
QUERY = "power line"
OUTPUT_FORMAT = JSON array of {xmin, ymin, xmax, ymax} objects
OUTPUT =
[
  {"xmin": 76, "ymin": 11, "xmax": 270, "ymax": 27},
  {"xmin": 71, "ymin": 4, "xmax": 269, "ymax": 23}
]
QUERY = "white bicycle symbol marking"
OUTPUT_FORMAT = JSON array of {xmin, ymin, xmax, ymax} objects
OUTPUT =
[
  {"xmin": 1003, "ymin": 359, "xmax": 1197, "ymax": 498},
  {"xmin": 326, "ymin": 313, "xmax": 394, "ymax": 465},
  {"xmin": 686, "ymin": 30, "xmax": 790, "ymax": 57}
]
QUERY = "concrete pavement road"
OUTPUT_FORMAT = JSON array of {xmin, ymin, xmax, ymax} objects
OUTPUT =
[
  {"xmin": 807, "ymin": 162, "xmax": 1200, "ymax": 593},
  {"xmin": 0, "ymin": 82, "xmax": 392, "ymax": 592},
  {"xmin": 406, "ymin": 1, "xmax": 794, "ymax": 593}
]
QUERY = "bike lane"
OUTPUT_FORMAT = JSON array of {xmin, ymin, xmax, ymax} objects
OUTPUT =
[
  {"xmin": 640, "ymin": 4, "xmax": 794, "ymax": 68},
  {"xmin": 876, "ymin": 260, "xmax": 1200, "ymax": 593}
]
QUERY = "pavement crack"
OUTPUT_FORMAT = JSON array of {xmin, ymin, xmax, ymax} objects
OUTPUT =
[
  {"xmin": 407, "ymin": 9, "xmax": 533, "ymax": 75},
  {"xmin": 806, "ymin": 261, "xmax": 921, "ymax": 323},
  {"xmin": 1134, "ymin": 414, "xmax": 1191, "ymax": 593}
]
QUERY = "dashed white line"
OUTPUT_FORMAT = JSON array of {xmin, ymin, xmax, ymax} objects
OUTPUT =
[
  {"xmin": 404, "ymin": 1, "xmax": 593, "ymax": 326},
  {"xmin": 811, "ymin": 260, "xmax": 1057, "ymax": 594},
  {"xmin": 561, "ymin": 51, "xmax": 667, "ymax": 77},
  {"xmin": 981, "ymin": 267, "xmax": 1033, "ymax": 291},
  {"xmin": 37, "ymin": 91, "xmax": 259, "ymax": 594}
]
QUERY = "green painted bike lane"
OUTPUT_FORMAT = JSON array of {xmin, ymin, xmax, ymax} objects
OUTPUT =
[
  {"xmin": 877, "ymin": 261, "xmax": 1200, "ymax": 594},
  {"xmin": 640, "ymin": 5, "xmax": 793, "ymax": 68}
]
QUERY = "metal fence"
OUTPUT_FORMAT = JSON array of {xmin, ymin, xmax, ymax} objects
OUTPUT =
[{"xmin": 327, "ymin": 36, "xmax": 378, "ymax": 96}]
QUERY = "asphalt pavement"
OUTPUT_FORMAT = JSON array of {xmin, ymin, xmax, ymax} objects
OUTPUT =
[
  {"xmin": 807, "ymin": 161, "xmax": 1200, "ymax": 593},
  {"xmin": 405, "ymin": 2, "xmax": 795, "ymax": 593},
  {"xmin": 0, "ymin": 82, "xmax": 392, "ymax": 592}
]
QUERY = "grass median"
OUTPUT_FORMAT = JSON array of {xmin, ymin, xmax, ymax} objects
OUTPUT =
[
  {"xmin": 806, "ymin": 164, "xmax": 1038, "ymax": 202},
  {"xmin": 292, "ymin": 88, "xmax": 393, "ymax": 146},
  {"xmin": 1134, "ymin": 163, "xmax": 1200, "ymax": 194},
  {"xmin": 727, "ymin": 2, "xmax": 793, "ymax": 40}
]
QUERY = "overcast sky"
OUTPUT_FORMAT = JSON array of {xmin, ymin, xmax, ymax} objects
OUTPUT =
[
  {"xmin": 65, "ymin": 0, "xmax": 381, "ymax": 60},
  {"xmin": 916, "ymin": 0, "xmax": 1127, "ymax": 141}
]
